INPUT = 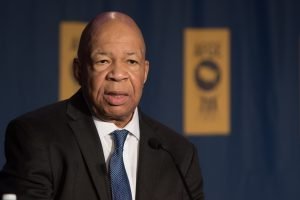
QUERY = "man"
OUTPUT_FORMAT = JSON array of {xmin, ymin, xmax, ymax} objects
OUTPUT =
[{"xmin": 0, "ymin": 12, "xmax": 204, "ymax": 200}]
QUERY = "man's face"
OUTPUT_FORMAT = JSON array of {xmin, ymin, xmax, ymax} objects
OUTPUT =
[{"xmin": 78, "ymin": 21, "xmax": 149, "ymax": 126}]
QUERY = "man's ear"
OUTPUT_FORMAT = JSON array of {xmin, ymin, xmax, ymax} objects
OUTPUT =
[
  {"xmin": 144, "ymin": 60, "xmax": 150, "ymax": 84},
  {"xmin": 73, "ymin": 58, "xmax": 82, "ymax": 85}
]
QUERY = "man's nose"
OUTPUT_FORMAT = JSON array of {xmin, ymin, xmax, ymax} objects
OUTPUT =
[{"xmin": 106, "ymin": 61, "xmax": 129, "ymax": 81}]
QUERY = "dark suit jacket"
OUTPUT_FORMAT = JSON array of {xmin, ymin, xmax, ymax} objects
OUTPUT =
[{"xmin": 0, "ymin": 91, "xmax": 204, "ymax": 200}]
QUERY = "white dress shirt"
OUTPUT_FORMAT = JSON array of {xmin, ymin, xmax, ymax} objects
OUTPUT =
[{"xmin": 93, "ymin": 108, "xmax": 140, "ymax": 200}]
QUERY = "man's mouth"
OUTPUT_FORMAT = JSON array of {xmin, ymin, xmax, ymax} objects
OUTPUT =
[{"xmin": 104, "ymin": 91, "xmax": 129, "ymax": 106}]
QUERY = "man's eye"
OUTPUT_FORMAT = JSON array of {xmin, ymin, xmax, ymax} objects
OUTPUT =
[
  {"xmin": 96, "ymin": 60, "xmax": 109, "ymax": 64},
  {"xmin": 128, "ymin": 60, "xmax": 138, "ymax": 64}
]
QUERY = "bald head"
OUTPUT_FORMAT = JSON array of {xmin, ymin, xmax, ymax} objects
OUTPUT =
[
  {"xmin": 77, "ymin": 12, "xmax": 146, "ymax": 63},
  {"xmin": 73, "ymin": 12, "xmax": 150, "ymax": 127}
]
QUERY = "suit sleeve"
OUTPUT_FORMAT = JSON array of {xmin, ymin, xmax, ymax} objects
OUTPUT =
[
  {"xmin": 183, "ymin": 144, "xmax": 205, "ymax": 200},
  {"xmin": 0, "ymin": 119, "xmax": 54, "ymax": 200}
]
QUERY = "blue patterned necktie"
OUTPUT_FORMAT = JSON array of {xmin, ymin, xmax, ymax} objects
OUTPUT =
[{"xmin": 109, "ymin": 130, "xmax": 132, "ymax": 200}]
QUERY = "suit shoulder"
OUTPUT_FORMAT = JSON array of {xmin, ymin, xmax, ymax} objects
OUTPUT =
[
  {"xmin": 14, "ymin": 99, "xmax": 68, "ymax": 122},
  {"xmin": 5, "ymin": 99, "xmax": 72, "ymax": 144},
  {"xmin": 140, "ymin": 112, "xmax": 198, "ymax": 175},
  {"xmin": 140, "ymin": 112, "xmax": 192, "ymax": 148}
]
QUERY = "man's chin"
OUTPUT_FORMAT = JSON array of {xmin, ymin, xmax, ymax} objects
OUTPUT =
[{"xmin": 94, "ymin": 106, "xmax": 135, "ymax": 125}]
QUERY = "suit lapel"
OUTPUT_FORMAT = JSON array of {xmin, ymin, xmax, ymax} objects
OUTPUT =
[
  {"xmin": 66, "ymin": 91, "xmax": 111, "ymax": 200},
  {"xmin": 66, "ymin": 92, "xmax": 165, "ymax": 200},
  {"xmin": 135, "ymin": 115, "xmax": 165, "ymax": 200}
]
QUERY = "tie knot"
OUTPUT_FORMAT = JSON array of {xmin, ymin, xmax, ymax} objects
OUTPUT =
[{"xmin": 112, "ymin": 130, "xmax": 129, "ymax": 151}]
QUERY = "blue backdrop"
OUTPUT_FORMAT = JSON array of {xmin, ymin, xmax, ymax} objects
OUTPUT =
[{"xmin": 1, "ymin": 0, "xmax": 300, "ymax": 200}]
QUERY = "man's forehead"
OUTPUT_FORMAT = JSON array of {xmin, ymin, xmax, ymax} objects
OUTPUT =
[
  {"xmin": 90, "ymin": 20, "xmax": 141, "ymax": 41},
  {"xmin": 91, "ymin": 24, "xmax": 137, "ymax": 38},
  {"xmin": 88, "ymin": 22, "xmax": 145, "ymax": 55},
  {"xmin": 77, "ymin": 12, "xmax": 146, "ymax": 61},
  {"xmin": 91, "ymin": 49, "xmax": 143, "ymax": 58}
]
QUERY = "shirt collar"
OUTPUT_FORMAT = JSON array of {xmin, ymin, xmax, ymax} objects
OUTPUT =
[{"xmin": 93, "ymin": 108, "xmax": 140, "ymax": 140}]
